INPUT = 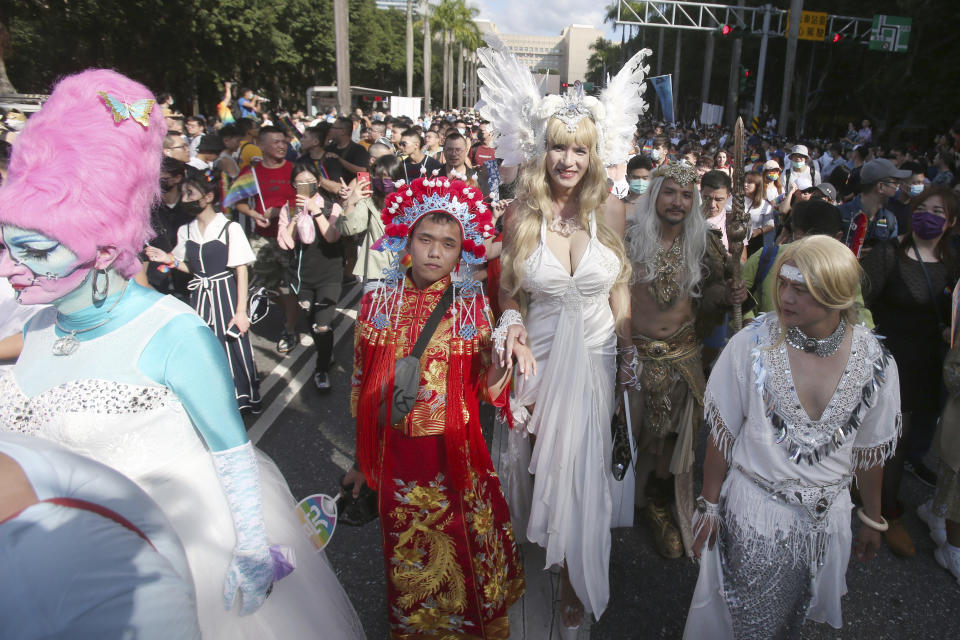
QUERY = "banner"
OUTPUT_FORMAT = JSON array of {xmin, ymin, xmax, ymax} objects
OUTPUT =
[
  {"xmin": 699, "ymin": 102, "xmax": 724, "ymax": 126},
  {"xmin": 648, "ymin": 74, "xmax": 675, "ymax": 124}
]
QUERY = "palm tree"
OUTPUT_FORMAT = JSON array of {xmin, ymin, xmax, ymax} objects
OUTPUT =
[
  {"xmin": 432, "ymin": 0, "xmax": 457, "ymax": 110},
  {"xmin": 421, "ymin": 0, "xmax": 432, "ymax": 109},
  {"xmin": 406, "ymin": 0, "xmax": 414, "ymax": 97},
  {"xmin": 451, "ymin": 1, "xmax": 480, "ymax": 110}
]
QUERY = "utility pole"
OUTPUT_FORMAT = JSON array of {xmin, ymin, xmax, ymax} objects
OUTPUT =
[
  {"xmin": 333, "ymin": 0, "xmax": 350, "ymax": 115},
  {"xmin": 656, "ymin": 28, "xmax": 665, "ymax": 76},
  {"xmin": 752, "ymin": 4, "xmax": 772, "ymax": 120},
  {"xmin": 422, "ymin": 0, "xmax": 431, "ymax": 111},
  {"xmin": 724, "ymin": 0, "xmax": 745, "ymax": 128},
  {"xmin": 779, "ymin": 0, "xmax": 803, "ymax": 136},
  {"xmin": 406, "ymin": 0, "xmax": 414, "ymax": 97},
  {"xmin": 673, "ymin": 32, "xmax": 682, "ymax": 120},
  {"xmin": 700, "ymin": 31, "xmax": 715, "ymax": 113}
]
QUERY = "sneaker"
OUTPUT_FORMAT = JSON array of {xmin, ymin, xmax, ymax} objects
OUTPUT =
[
  {"xmin": 917, "ymin": 500, "xmax": 948, "ymax": 546},
  {"xmin": 314, "ymin": 371, "xmax": 331, "ymax": 390},
  {"xmin": 905, "ymin": 459, "xmax": 938, "ymax": 488},
  {"xmin": 276, "ymin": 331, "xmax": 297, "ymax": 354},
  {"xmin": 934, "ymin": 542, "xmax": 960, "ymax": 587},
  {"xmin": 300, "ymin": 332, "xmax": 315, "ymax": 347}
]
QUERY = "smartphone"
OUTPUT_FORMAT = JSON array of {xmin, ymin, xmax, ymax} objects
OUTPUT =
[
  {"xmin": 356, "ymin": 171, "xmax": 371, "ymax": 189},
  {"xmin": 225, "ymin": 325, "xmax": 242, "ymax": 339},
  {"xmin": 296, "ymin": 181, "xmax": 318, "ymax": 199}
]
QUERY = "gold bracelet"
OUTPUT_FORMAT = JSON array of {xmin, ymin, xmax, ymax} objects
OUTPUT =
[{"xmin": 856, "ymin": 507, "xmax": 889, "ymax": 532}]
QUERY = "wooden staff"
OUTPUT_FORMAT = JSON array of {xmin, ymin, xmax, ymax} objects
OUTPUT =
[{"xmin": 725, "ymin": 117, "xmax": 748, "ymax": 332}]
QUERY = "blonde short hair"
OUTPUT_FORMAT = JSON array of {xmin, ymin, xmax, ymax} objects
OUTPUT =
[{"xmin": 772, "ymin": 235, "xmax": 861, "ymax": 325}]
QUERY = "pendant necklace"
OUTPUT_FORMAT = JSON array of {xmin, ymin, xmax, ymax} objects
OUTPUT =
[
  {"xmin": 52, "ymin": 281, "xmax": 129, "ymax": 356},
  {"xmin": 548, "ymin": 214, "xmax": 583, "ymax": 238},
  {"xmin": 785, "ymin": 317, "xmax": 847, "ymax": 358}
]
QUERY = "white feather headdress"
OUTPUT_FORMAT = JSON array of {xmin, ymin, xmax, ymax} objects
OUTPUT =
[{"xmin": 476, "ymin": 34, "xmax": 651, "ymax": 168}]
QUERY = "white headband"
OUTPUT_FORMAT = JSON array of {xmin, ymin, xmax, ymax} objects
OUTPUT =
[{"xmin": 780, "ymin": 264, "xmax": 805, "ymax": 283}]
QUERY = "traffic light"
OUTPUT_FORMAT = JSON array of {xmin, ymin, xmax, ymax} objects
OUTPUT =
[
  {"xmin": 738, "ymin": 65, "xmax": 750, "ymax": 95},
  {"xmin": 719, "ymin": 24, "xmax": 749, "ymax": 38},
  {"xmin": 831, "ymin": 33, "xmax": 844, "ymax": 43}
]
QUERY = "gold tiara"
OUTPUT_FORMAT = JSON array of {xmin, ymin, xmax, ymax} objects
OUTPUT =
[{"xmin": 652, "ymin": 162, "xmax": 698, "ymax": 186}]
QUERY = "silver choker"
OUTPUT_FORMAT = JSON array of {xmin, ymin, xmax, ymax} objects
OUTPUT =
[{"xmin": 785, "ymin": 318, "xmax": 846, "ymax": 357}]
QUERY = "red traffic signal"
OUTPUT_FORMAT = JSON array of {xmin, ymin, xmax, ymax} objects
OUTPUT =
[
  {"xmin": 744, "ymin": 69, "xmax": 751, "ymax": 78},
  {"xmin": 832, "ymin": 33, "xmax": 844, "ymax": 43},
  {"xmin": 721, "ymin": 24, "xmax": 733, "ymax": 36}
]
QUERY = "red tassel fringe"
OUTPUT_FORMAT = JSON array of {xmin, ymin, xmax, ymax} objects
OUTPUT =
[{"xmin": 356, "ymin": 324, "xmax": 397, "ymax": 489}]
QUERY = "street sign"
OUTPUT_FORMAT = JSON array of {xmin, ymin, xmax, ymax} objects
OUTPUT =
[
  {"xmin": 870, "ymin": 15, "xmax": 911, "ymax": 53},
  {"xmin": 786, "ymin": 10, "xmax": 828, "ymax": 41}
]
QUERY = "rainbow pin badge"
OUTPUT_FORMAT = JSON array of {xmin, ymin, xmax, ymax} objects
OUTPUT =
[{"xmin": 295, "ymin": 493, "xmax": 339, "ymax": 552}]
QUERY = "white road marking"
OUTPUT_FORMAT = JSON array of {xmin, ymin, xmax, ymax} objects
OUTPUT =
[{"xmin": 248, "ymin": 285, "xmax": 362, "ymax": 444}]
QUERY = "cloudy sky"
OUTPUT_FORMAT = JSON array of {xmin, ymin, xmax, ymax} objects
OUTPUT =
[{"xmin": 473, "ymin": 0, "xmax": 619, "ymax": 39}]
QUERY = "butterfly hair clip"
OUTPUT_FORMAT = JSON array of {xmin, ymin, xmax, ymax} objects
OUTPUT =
[{"xmin": 98, "ymin": 91, "xmax": 155, "ymax": 128}]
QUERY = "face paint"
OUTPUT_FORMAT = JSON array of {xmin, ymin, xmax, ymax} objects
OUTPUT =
[{"xmin": 0, "ymin": 225, "xmax": 95, "ymax": 306}]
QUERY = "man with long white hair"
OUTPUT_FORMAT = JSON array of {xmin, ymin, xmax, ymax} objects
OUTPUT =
[{"xmin": 625, "ymin": 162, "xmax": 745, "ymax": 559}]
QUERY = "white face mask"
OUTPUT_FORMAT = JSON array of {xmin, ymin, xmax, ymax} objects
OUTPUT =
[
  {"xmin": 650, "ymin": 148, "xmax": 662, "ymax": 161},
  {"xmin": 457, "ymin": 127, "xmax": 465, "ymax": 135}
]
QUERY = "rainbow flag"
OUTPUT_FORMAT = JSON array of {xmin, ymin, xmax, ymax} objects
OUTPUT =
[{"xmin": 222, "ymin": 169, "xmax": 258, "ymax": 208}]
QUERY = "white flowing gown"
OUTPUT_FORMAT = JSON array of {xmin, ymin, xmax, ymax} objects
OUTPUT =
[
  {"xmin": 0, "ymin": 298, "xmax": 365, "ymax": 640},
  {"xmin": 503, "ymin": 213, "xmax": 621, "ymax": 618}
]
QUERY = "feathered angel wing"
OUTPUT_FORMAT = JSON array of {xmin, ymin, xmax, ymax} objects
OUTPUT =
[
  {"xmin": 598, "ymin": 48, "xmax": 652, "ymax": 167},
  {"xmin": 475, "ymin": 34, "xmax": 543, "ymax": 166}
]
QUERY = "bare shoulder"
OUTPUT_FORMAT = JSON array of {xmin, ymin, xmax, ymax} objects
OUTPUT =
[{"xmin": 604, "ymin": 192, "xmax": 626, "ymax": 237}]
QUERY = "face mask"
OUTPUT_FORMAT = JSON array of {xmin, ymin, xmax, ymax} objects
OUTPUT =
[
  {"xmin": 792, "ymin": 160, "xmax": 806, "ymax": 170},
  {"xmin": 181, "ymin": 199, "xmax": 205, "ymax": 216},
  {"xmin": 372, "ymin": 177, "xmax": 396, "ymax": 194},
  {"xmin": 909, "ymin": 184, "xmax": 925, "ymax": 197},
  {"xmin": 629, "ymin": 178, "xmax": 649, "ymax": 195},
  {"xmin": 650, "ymin": 148, "xmax": 661, "ymax": 161},
  {"xmin": 766, "ymin": 173, "xmax": 779, "ymax": 182},
  {"xmin": 457, "ymin": 127, "xmax": 465, "ymax": 135},
  {"xmin": 911, "ymin": 210, "xmax": 947, "ymax": 240}
]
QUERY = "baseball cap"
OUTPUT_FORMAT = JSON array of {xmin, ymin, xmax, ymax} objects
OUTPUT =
[
  {"xmin": 789, "ymin": 144, "xmax": 809, "ymax": 159},
  {"xmin": 860, "ymin": 158, "xmax": 910, "ymax": 185},
  {"xmin": 816, "ymin": 183, "xmax": 837, "ymax": 201},
  {"xmin": 763, "ymin": 159, "xmax": 781, "ymax": 171}
]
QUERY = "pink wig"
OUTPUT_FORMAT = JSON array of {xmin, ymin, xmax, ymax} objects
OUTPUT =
[{"xmin": 0, "ymin": 69, "xmax": 165, "ymax": 278}]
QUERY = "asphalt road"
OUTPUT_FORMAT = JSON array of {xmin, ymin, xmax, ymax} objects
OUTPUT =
[{"xmin": 243, "ymin": 287, "xmax": 960, "ymax": 640}]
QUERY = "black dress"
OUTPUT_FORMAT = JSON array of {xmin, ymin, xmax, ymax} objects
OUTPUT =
[
  {"xmin": 861, "ymin": 238, "xmax": 956, "ymax": 414},
  {"xmin": 185, "ymin": 221, "xmax": 261, "ymax": 411}
]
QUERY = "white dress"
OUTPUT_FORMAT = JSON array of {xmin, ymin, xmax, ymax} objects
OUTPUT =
[
  {"xmin": 684, "ymin": 313, "xmax": 901, "ymax": 638},
  {"xmin": 503, "ymin": 213, "xmax": 621, "ymax": 618},
  {"xmin": 0, "ymin": 296, "xmax": 365, "ymax": 640}
]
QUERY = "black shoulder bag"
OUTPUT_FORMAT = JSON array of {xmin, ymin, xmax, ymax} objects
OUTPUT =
[
  {"xmin": 912, "ymin": 242, "xmax": 950, "ymax": 335},
  {"xmin": 388, "ymin": 287, "xmax": 454, "ymax": 425}
]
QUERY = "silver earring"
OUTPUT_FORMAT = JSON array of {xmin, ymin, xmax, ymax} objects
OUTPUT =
[{"xmin": 92, "ymin": 269, "xmax": 109, "ymax": 303}]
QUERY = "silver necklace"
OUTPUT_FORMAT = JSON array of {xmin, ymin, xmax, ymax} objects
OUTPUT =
[
  {"xmin": 548, "ymin": 214, "xmax": 583, "ymax": 238},
  {"xmin": 52, "ymin": 281, "xmax": 129, "ymax": 356},
  {"xmin": 785, "ymin": 317, "xmax": 846, "ymax": 357}
]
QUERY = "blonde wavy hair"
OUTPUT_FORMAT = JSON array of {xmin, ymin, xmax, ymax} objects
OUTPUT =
[
  {"xmin": 772, "ymin": 235, "xmax": 861, "ymax": 327},
  {"xmin": 501, "ymin": 116, "xmax": 632, "ymax": 327}
]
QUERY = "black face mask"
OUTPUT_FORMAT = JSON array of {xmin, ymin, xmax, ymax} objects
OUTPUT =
[{"xmin": 181, "ymin": 199, "xmax": 205, "ymax": 216}]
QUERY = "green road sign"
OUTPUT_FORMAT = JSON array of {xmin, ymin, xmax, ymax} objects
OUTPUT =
[{"xmin": 870, "ymin": 15, "xmax": 911, "ymax": 53}]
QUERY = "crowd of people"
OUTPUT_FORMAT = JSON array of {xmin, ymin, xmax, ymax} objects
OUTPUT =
[{"xmin": 1, "ymin": 45, "xmax": 960, "ymax": 639}]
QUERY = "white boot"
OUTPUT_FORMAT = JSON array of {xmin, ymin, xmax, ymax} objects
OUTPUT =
[
  {"xmin": 917, "ymin": 500, "xmax": 947, "ymax": 546},
  {"xmin": 934, "ymin": 542, "xmax": 960, "ymax": 587}
]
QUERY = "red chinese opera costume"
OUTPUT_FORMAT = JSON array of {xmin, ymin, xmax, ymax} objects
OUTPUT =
[{"xmin": 351, "ymin": 176, "xmax": 524, "ymax": 639}]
